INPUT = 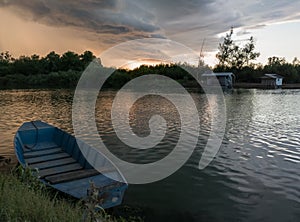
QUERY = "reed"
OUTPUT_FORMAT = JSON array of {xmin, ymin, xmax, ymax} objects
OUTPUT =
[
  {"xmin": 0, "ymin": 172, "xmax": 83, "ymax": 221},
  {"xmin": 0, "ymin": 167, "xmax": 140, "ymax": 222}
]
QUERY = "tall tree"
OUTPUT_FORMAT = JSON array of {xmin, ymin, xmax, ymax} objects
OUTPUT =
[
  {"xmin": 292, "ymin": 57, "xmax": 300, "ymax": 66},
  {"xmin": 216, "ymin": 28, "xmax": 260, "ymax": 70},
  {"xmin": 45, "ymin": 51, "xmax": 61, "ymax": 73},
  {"xmin": 60, "ymin": 51, "xmax": 82, "ymax": 71},
  {"xmin": 0, "ymin": 51, "xmax": 13, "ymax": 76},
  {"xmin": 216, "ymin": 28, "xmax": 235, "ymax": 69},
  {"xmin": 0, "ymin": 51, "xmax": 13, "ymax": 65},
  {"xmin": 80, "ymin": 51, "xmax": 95, "ymax": 69}
]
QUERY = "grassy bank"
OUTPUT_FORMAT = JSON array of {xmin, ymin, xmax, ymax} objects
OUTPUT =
[
  {"xmin": 0, "ymin": 172, "xmax": 84, "ymax": 221},
  {"xmin": 0, "ymin": 170, "xmax": 140, "ymax": 222}
]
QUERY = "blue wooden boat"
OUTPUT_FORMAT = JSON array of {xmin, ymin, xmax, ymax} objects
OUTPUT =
[{"xmin": 14, "ymin": 121, "xmax": 128, "ymax": 209}]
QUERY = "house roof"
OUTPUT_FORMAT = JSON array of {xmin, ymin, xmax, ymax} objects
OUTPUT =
[
  {"xmin": 202, "ymin": 72, "xmax": 234, "ymax": 77},
  {"xmin": 261, "ymin": 73, "xmax": 284, "ymax": 79}
]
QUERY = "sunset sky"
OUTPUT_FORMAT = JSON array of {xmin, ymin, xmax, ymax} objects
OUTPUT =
[{"xmin": 0, "ymin": 0, "xmax": 300, "ymax": 66}]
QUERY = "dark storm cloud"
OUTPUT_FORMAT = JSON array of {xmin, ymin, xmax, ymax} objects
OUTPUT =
[
  {"xmin": 134, "ymin": 0, "xmax": 300, "ymax": 50},
  {"xmin": 1, "ymin": 0, "xmax": 300, "ymax": 52},
  {"xmin": 0, "ymin": 0, "xmax": 160, "ymax": 35}
]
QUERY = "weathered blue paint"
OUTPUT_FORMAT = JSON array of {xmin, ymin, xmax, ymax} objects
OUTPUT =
[{"xmin": 14, "ymin": 120, "xmax": 128, "ymax": 209}]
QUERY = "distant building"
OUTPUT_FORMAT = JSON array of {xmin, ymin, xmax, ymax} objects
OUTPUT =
[
  {"xmin": 201, "ymin": 72, "xmax": 234, "ymax": 89},
  {"xmin": 260, "ymin": 74, "xmax": 284, "ymax": 89}
]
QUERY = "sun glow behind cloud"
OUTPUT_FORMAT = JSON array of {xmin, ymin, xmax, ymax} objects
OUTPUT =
[
  {"xmin": 122, "ymin": 59, "xmax": 168, "ymax": 70},
  {"xmin": 1, "ymin": 0, "xmax": 300, "ymax": 66}
]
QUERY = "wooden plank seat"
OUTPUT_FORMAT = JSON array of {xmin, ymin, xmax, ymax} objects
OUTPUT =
[
  {"xmin": 26, "ymin": 153, "xmax": 70, "ymax": 164},
  {"xmin": 23, "ymin": 142, "xmax": 59, "ymax": 152},
  {"xmin": 45, "ymin": 168, "xmax": 100, "ymax": 184},
  {"xmin": 24, "ymin": 147, "xmax": 63, "ymax": 158},
  {"xmin": 29, "ymin": 157, "xmax": 77, "ymax": 170},
  {"xmin": 38, "ymin": 163, "xmax": 83, "ymax": 178},
  {"xmin": 45, "ymin": 167, "xmax": 117, "ymax": 184}
]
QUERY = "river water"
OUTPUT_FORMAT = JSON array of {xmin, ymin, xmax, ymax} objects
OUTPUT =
[{"xmin": 0, "ymin": 89, "xmax": 299, "ymax": 222}]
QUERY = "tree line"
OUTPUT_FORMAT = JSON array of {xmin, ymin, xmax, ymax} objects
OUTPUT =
[
  {"xmin": 0, "ymin": 50, "xmax": 197, "ymax": 89},
  {"xmin": 0, "ymin": 51, "xmax": 95, "ymax": 88},
  {"xmin": 1, "ymin": 30, "xmax": 300, "ymax": 89},
  {"xmin": 0, "ymin": 51, "xmax": 95, "ymax": 75}
]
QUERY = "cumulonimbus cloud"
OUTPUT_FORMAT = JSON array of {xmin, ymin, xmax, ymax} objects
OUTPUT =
[
  {"xmin": 1, "ymin": 0, "xmax": 300, "ymax": 53},
  {"xmin": 0, "ymin": 0, "xmax": 161, "ymax": 37}
]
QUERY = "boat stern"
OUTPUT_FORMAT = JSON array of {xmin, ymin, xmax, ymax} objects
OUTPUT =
[{"xmin": 86, "ymin": 181, "xmax": 128, "ymax": 209}]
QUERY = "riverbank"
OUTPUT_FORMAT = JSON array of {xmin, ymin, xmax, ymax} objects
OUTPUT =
[
  {"xmin": 0, "ymin": 172, "xmax": 84, "ymax": 221},
  {"xmin": 0, "ymin": 170, "xmax": 142, "ymax": 222},
  {"xmin": 234, "ymin": 82, "xmax": 300, "ymax": 89}
]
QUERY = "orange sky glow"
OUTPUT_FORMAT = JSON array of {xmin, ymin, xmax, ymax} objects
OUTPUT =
[{"xmin": 1, "ymin": 1, "xmax": 300, "ymax": 67}]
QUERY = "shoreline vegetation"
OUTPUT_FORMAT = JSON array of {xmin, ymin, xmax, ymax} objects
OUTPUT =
[
  {"xmin": 0, "ymin": 171, "xmax": 83, "ymax": 222},
  {"xmin": 1, "ymin": 48, "xmax": 300, "ymax": 90},
  {"xmin": 234, "ymin": 82, "xmax": 300, "ymax": 89},
  {"xmin": 1, "ymin": 71, "xmax": 300, "ymax": 90},
  {"xmin": 0, "ymin": 166, "xmax": 143, "ymax": 222}
]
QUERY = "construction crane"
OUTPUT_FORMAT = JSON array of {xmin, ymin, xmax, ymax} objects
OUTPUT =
[
  {"xmin": 196, "ymin": 39, "xmax": 206, "ymax": 81},
  {"xmin": 198, "ymin": 38, "xmax": 205, "ymax": 68}
]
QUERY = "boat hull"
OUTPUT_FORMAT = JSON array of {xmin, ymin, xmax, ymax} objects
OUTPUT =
[{"xmin": 14, "ymin": 121, "xmax": 128, "ymax": 209}]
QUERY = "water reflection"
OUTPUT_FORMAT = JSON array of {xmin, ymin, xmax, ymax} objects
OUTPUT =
[
  {"xmin": 96, "ymin": 93, "xmax": 181, "ymax": 164},
  {"xmin": 0, "ymin": 89, "xmax": 300, "ymax": 221},
  {"xmin": 0, "ymin": 89, "xmax": 74, "ymax": 160}
]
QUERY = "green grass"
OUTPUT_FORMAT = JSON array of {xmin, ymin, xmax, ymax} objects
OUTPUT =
[
  {"xmin": 0, "ymin": 172, "xmax": 84, "ymax": 222},
  {"xmin": 0, "ymin": 169, "xmax": 142, "ymax": 222}
]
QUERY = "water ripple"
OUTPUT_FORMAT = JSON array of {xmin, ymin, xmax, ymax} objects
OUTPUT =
[{"xmin": 1, "ymin": 89, "xmax": 300, "ymax": 221}]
